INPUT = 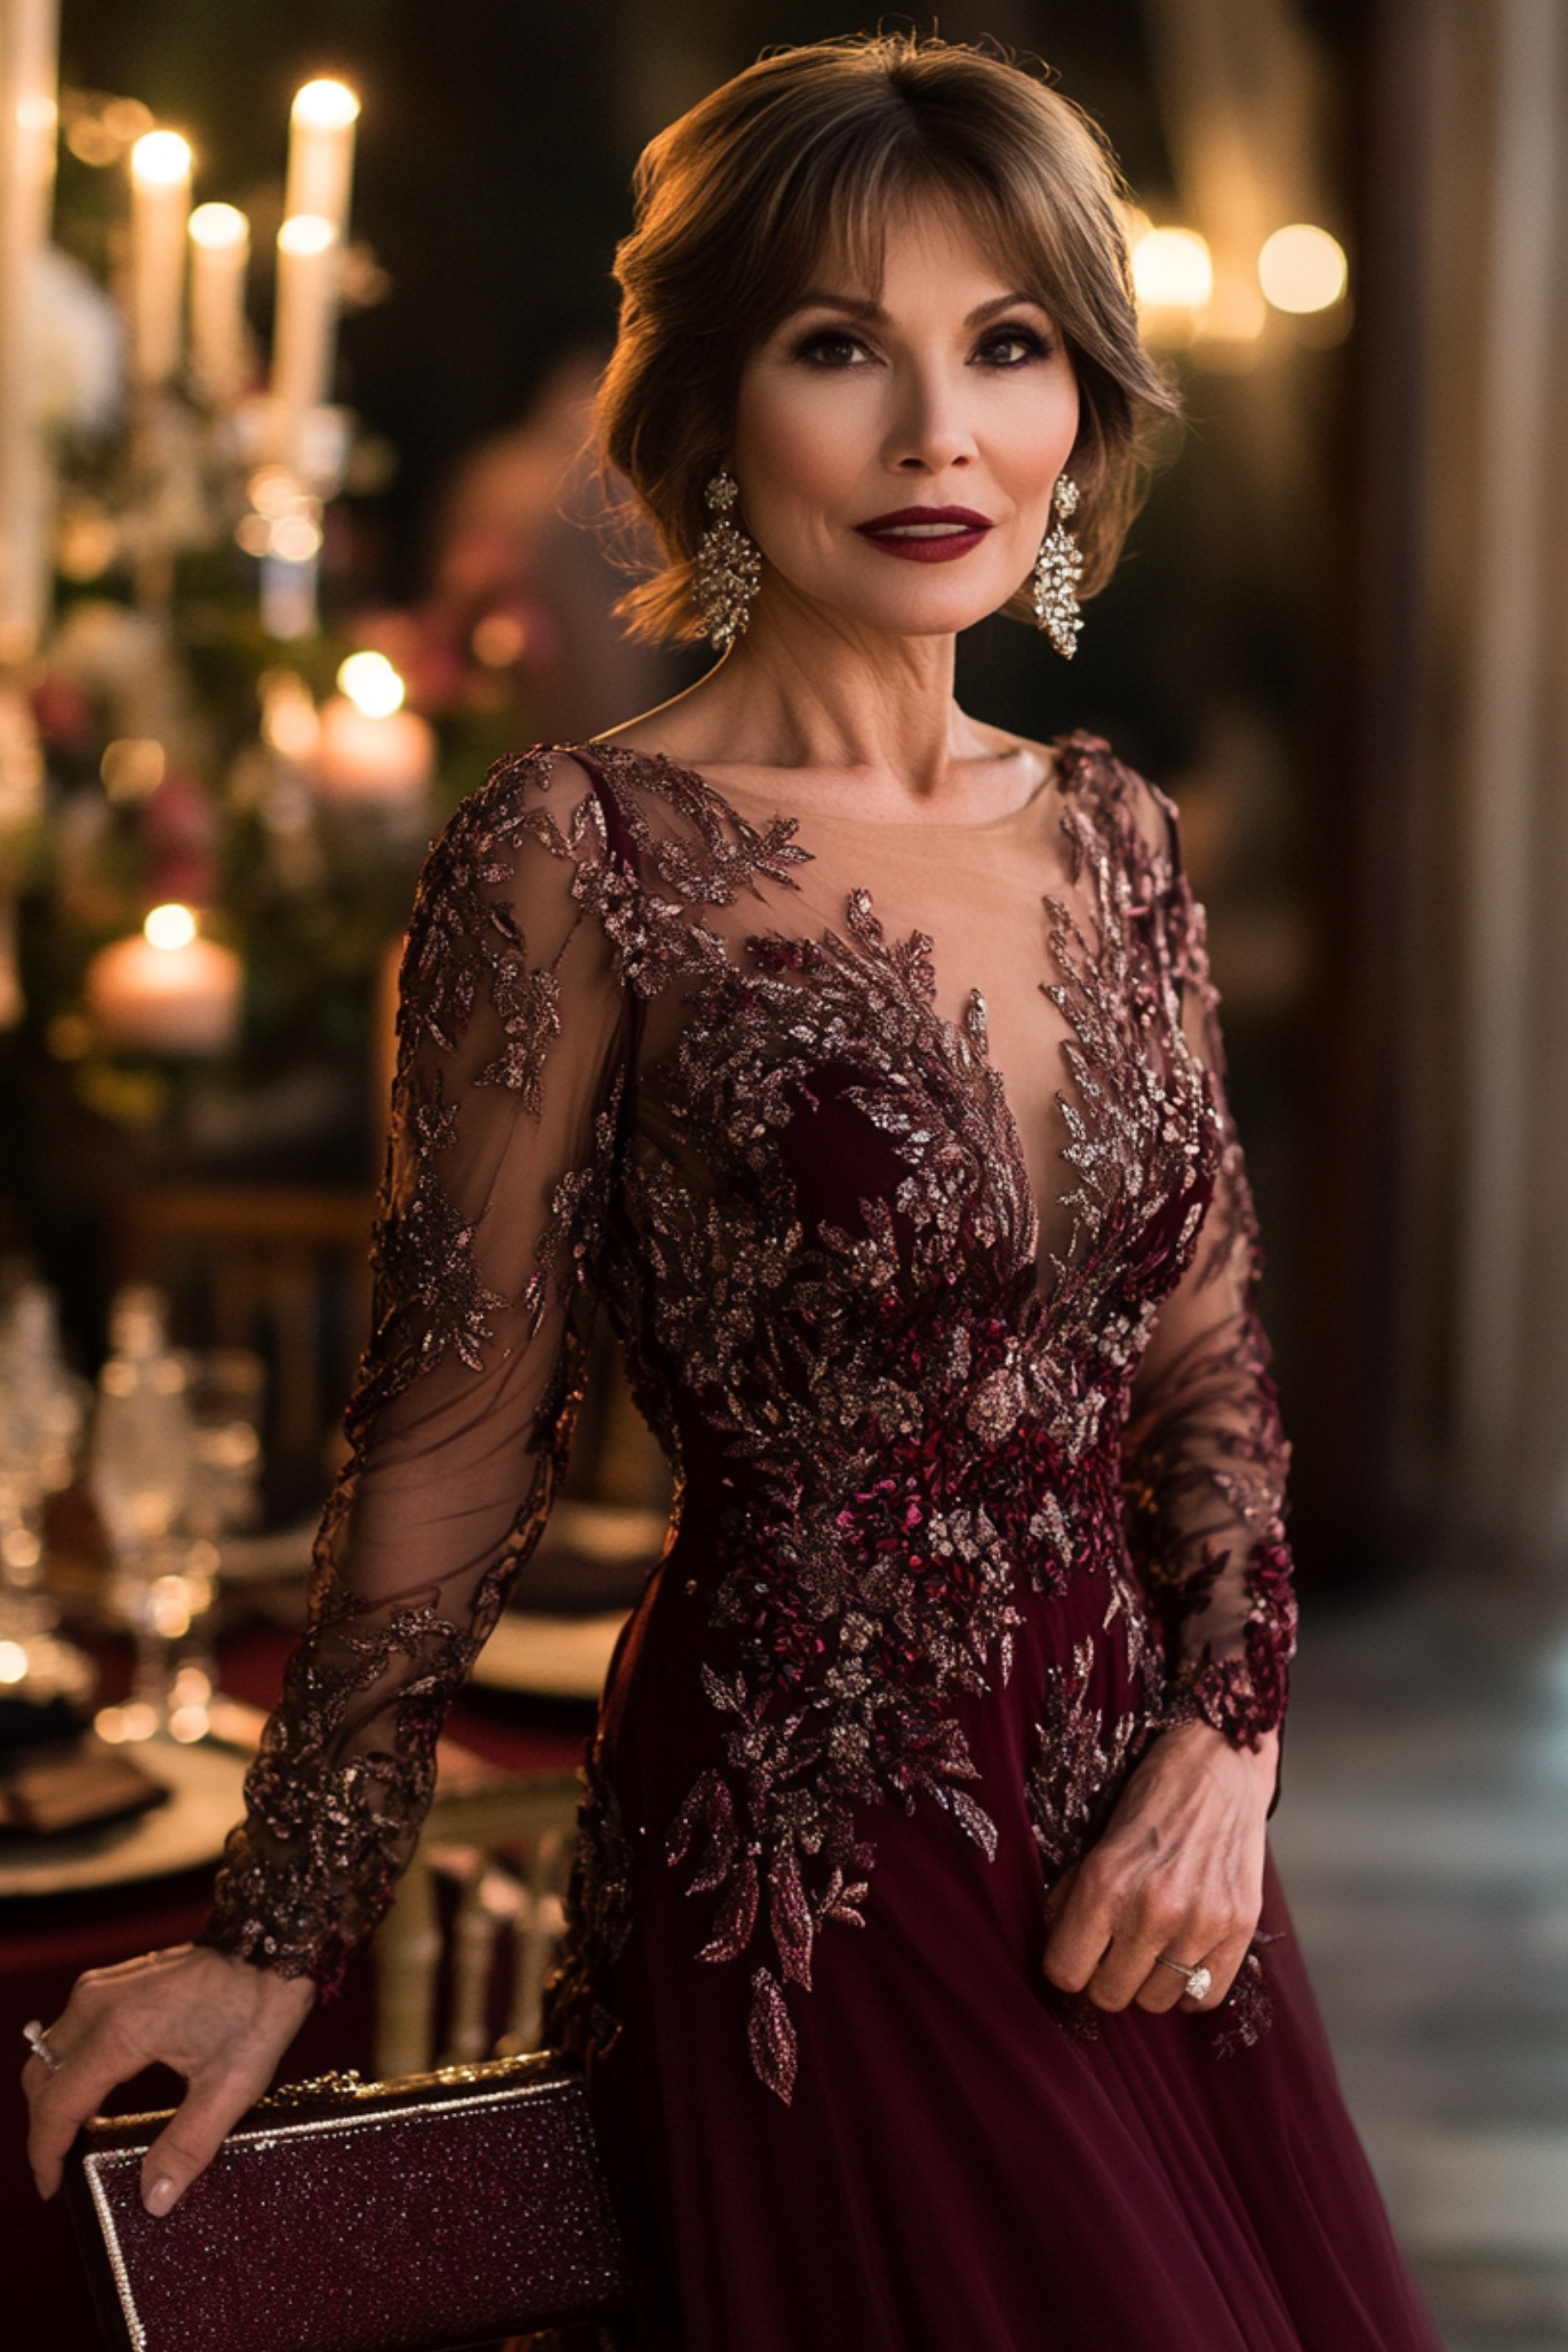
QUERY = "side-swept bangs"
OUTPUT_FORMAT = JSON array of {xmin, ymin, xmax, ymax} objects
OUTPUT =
[{"xmin": 598, "ymin": 34, "xmax": 1179, "ymax": 641}]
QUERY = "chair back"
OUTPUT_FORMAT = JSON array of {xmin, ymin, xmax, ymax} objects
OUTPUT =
[
  {"xmin": 374, "ymin": 1770, "xmax": 582, "ymax": 2078},
  {"xmin": 110, "ymin": 1185, "xmax": 375, "ymax": 1505}
]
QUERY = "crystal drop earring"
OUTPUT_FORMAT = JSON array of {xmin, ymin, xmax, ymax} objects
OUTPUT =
[
  {"xmin": 1032, "ymin": 474, "xmax": 1083, "ymax": 660},
  {"xmin": 694, "ymin": 470, "xmax": 762, "ymax": 652}
]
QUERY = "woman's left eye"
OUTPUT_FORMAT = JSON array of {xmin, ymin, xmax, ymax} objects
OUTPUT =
[{"xmin": 975, "ymin": 328, "xmax": 1051, "ymax": 368}]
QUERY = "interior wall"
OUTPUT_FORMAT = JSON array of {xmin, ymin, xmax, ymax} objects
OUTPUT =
[{"xmin": 1327, "ymin": 0, "xmax": 1568, "ymax": 1575}]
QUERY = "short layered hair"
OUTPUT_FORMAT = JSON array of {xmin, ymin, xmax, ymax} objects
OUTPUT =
[{"xmin": 598, "ymin": 33, "xmax": 1179, "ymax": 642}]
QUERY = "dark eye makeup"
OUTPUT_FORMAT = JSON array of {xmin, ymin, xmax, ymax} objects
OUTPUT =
[{"xmin": 786, "ymin": 319, "xmax": 1056, "ymax": 370}]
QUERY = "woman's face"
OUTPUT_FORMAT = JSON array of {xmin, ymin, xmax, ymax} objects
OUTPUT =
[{"xmin": 730, "ymin": 202, "xmax": 1081, "ymax": 641}]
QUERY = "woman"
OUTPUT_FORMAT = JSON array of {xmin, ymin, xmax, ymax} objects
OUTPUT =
[{"xmin": 27, "ymin": 37, "xmax": 1438, "ymax": 2352}]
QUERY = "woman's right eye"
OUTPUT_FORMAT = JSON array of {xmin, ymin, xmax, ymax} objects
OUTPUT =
[{"xmin": 791, "ymin": 329, "xmax": 873, "ymax": 368}]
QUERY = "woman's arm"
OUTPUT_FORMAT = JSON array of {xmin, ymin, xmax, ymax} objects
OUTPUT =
[
  {"xmin": 26, "ymin": 751, "xmax": 632, "ymax": 2207},
  {"xmin": 1044, "ymin": 779, "xmax": 1294, "ymax": 2016}
]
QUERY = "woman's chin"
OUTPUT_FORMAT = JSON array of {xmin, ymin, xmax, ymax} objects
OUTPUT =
[{"xmin": 772, "ymin": 577, "xmax": 1025, "ymax": 643}]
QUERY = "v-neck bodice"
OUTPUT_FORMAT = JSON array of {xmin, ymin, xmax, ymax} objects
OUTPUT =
[{"xmin": 567, "ymin": 733, "xmax": 1207, "ymax": 1309}]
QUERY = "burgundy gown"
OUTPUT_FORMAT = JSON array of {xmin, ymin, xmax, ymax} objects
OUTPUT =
[{"xmin": 204, "ymin": 733, "xmax": 1438, "ymax": 2351}]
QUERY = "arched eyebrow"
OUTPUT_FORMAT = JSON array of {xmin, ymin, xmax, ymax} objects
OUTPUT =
[{"xmin": 784, "ymin": 290, "xmax": 1048, "ymax": 327}]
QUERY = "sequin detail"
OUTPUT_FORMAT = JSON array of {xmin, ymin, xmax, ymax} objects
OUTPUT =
[{"xmin": 202, "ymin": 734, "xmax": 1297, "ymax": 2100}]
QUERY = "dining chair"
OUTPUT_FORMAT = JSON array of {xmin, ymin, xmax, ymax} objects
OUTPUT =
[
  {"xmin": 373, "ymin": 1768, "xmax": 583, "ymax": 2079},
  {"xmin": 109, "ymin": 1185, "xmax": 376, "ymax": 1501}
]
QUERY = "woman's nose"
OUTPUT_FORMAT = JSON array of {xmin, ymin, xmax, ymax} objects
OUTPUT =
[{"xmin": 885, "ymin": 365, "xmax": 977, "ymax": 474}]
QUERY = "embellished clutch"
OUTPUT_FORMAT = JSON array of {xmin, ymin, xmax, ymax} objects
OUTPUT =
[{"xmin": 64, "ymin": 2050, "xmax": 630, "ymax": 2352}]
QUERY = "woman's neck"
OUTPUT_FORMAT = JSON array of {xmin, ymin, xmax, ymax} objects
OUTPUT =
[{"xmin": 609, "ymin": 584, "xmax": 1011, "ymax": 809}]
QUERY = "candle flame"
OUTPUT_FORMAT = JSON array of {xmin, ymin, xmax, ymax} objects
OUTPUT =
[
  {"xmin": 293, "ymin": 80, "xmax": 361, "ymax": 129},
  {"xmin": 144, "ymin": 904, "xmax": 197, "ymax": 952},
  {"xmin": 1131, "ymin": 226, "xmax": 1213, "ymax": 310},
  {"xmin": 278, "ymin": 212, "xmax": 336, "ymax": 258},
  {"xmin": 131, "ymin": 130, "xmax": 193, "ymax": 188},
  {"xmin": 1258, "ymin": 225, "xmax": 1348, "ymax": 315},
  {"xmin": 338, "ymin": 650, "xmax": 407, "ymax": 718},
  {"xmin": 190, "ymin": 202, "xmax": 249, "ymax": 251}
]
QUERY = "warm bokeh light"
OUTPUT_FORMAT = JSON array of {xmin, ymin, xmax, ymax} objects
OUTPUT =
[
  {"xmin": 188, "ymin": 202, "xmax": 248, "ymax": 251},
  {"xmin": 259, "ymin": 669, "xmax": 322, "ymax": 762},
  {"xmin": 100, "ymin": 738, "xmax": 167, "ymax": 803},
  {"xmin": 95, "ymin": 1701, "xmax": 159, "ymax": 1743},
  {"xmin": 472, "ymin": 612, "xmax": 528, "ymax": 669},
  {"xmin": 144, "ymin": 903, "xmax": 198, "ymax": 952},
  {"xmin": 292, "ymin": 79, "xmax": 361, "ymax": 129},
  {"xmin": 0, "ymin": 1640, "xmax": 27, "ymax": 1685},
  {"xmin": 1132, "ymin": 227, "xmax": 1214, "ymax": 310},
  {"xmin": 247, "ymin": 467, "xmax": 304, "ymax": 519},
  {"xmin": 1197, "ymin": 275, "xmax": 1268, "ymax": 348},
  {"xmin": 1258, "ymin": 224, "xmax": 1348, "ymax": 314},
  {"xmin": 277, "ymin": 212, "xmax": 335, "ymax": 258},
  {"xmin": 338, "ymin": 650, "xmax": 407, "ymax": 718},
  {"xmin": 270, "ymin": 514, "xmax": 324, "ymax": 562},
  {"xmin": 129, "ymin": 129, "xmax": 192, "ymax": 188}
]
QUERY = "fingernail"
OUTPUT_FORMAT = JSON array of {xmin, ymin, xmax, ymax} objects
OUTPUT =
[{"xmin": 144, "ymin": 2175, "xmax": 177, "ymax": 2218}]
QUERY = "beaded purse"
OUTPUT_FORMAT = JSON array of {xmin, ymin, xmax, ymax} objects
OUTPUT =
[{"xmin": 65, "ymin": 2050, "xmax": 629, "ymax": 2352}]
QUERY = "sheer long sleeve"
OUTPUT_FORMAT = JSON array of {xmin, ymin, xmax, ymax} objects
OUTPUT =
[
  {"xmin": 1120, "ymin": 810, "xmax": 1298, "ymax": 1751},
  {"xmin": 203, "ymin": 752, "xmax": 631, "ymax": 1987}
]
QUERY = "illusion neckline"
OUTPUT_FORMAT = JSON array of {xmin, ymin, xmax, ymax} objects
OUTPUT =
[{"xmin": 580, "ymin": 737, "xmax": 1064, "ymax": 836}]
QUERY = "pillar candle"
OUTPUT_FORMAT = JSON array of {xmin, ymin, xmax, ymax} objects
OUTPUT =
[
  {"xmin": 187, "ymin": 202, "xmax": 249, "ymax": 404},
  {"xmin": 270, "ymin": 212, "xmax": 338, "ymax": 472},
  {"xmin": 129, "ymin": 130, "xmax": 192, "ymax": 387},
  {"xmin": 312, "ymin": 697, "xmax": 435, "ymax": 805},
  {"xmin": 285, "ymin": 80, "xmax": 359, "ymax": 242},
  {"xmin": 87, "ymin": 908, "xmax": 241, "ymax": 1055}
]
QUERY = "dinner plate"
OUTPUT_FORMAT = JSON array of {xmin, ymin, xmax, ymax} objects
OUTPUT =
[
  {"xmin": 0, "ymin": 1736, "xmax": 249, "ymax": 1899},
  {"xmin": 470, "ymin": 1611, "xmax": 630, "ymax": 1702}
]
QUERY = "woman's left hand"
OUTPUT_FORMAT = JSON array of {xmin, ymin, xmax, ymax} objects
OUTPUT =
[{"xmin": 1040, "ymin": 1719, "xmax": 1278, "ymax": 2014}]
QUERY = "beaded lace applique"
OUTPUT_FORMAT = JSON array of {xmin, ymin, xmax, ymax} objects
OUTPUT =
[{"xmin": 203, "ymin": 734, "xmax": 1296, "ymax": 2097}]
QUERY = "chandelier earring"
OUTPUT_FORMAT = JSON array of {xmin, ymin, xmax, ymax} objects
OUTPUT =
[
  {"xmin": 694, "ymin": 470, "xmax": 762, "ymax": 652},
  {"xmin": 1032, "ymin": 474, "xmax": 1084, "ymax": 660}
]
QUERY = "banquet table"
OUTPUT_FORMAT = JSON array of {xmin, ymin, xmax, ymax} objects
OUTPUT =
[{"xmin": 4, "ymin": 1622, "xmax": 596, "ymax": 2352}]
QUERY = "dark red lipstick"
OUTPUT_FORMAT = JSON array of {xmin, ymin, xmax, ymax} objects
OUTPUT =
[{"xmin": 854, "ymin": 505, "xmax": 994, "ymax": 562}]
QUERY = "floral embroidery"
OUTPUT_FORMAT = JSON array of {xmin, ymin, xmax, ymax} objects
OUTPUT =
[
  {"xmin": 370, "ymin": 1079, "xmax": 506, "ymax": 1380},
  {"xmin": 203, "ymin": 733, "xmax": 1297, "ymax": 2096},
  {"xmin": 1026, "ymin": 1638, "xmax": 1139, "ymax": 1882},
  {"xmin": 1211, "ymin": 1937, "xmax": 1281, "ymax": 2058}
]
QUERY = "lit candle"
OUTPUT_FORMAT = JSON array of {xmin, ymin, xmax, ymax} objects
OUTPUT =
[
  {"xmin": 285, "ymin": 79, "xmax": 359, "ymax": 242},
  {"xmin": 187, "ymin": 201, "xmax": 250, "ymax": 403},
  {"xmin": 0, "ymin": 0, "xmax": 61, "ymax": 661},
  {"xmin": 312, "ymin": 652, "xmax": 435, "ymax": 806},
  {"xmin": 86, "ymin": 903, "xmax": 242, "ymax": 1055},
  {"xmin": 270, "ymin": 211, "xmax": 338, "ymax": 469},
  {"xmin": 129, "ymin": 129, "xmax": 192, "ymax": 387}
]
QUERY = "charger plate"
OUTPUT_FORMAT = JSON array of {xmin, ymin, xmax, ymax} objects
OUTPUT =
[
  {"xmin": 0, "ymin": 1736, "xmax": 247, "ymax": 1899},
  {"xmin": 470, "ymin": 1609, "xmax": 629, "ymax": 1702}
]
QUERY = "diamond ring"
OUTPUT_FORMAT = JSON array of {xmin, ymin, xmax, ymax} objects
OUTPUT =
[
  {"xmin": 1156, "ymin": 1958, "xmax": 1213, "ymax": 2003},
  {"xmin": 22, "ymin": 2019, "xmax": 62, "ymax": 2072}
]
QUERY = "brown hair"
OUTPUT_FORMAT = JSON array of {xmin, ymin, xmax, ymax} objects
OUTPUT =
[{"xmin": 598, "ymin": 33, "xmax": 1179, "ymax": 642}]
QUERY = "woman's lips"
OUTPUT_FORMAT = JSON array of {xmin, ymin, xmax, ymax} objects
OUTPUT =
[{"xmin": 854, "ymin": 506, "xmax": 994, "ymax": 564}]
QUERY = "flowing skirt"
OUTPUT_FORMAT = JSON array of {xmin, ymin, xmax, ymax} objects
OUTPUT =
[{"xmin": 582, "ymin": 1527, "xmax": 1439, "ymax": 2352}]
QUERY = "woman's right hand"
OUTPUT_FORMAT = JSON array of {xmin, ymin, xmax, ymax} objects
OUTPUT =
[{"xmin": 22, "ymin": 1942, "xmax": 316, "ymax": 2216}]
